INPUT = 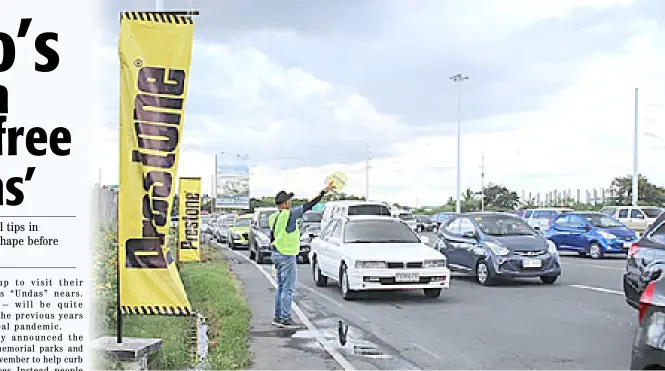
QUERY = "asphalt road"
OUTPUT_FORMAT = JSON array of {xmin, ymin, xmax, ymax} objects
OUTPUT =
[{"xmin": 219, "ymin": 232, "xmax": 636, "ymax": 370}]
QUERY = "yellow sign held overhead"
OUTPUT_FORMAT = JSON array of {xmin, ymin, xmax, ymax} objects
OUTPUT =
[
  {"xmin": 117, "ymin": 11, "xmax": 194, "ymax": 316},
  {"xmin": 178, "ymin": 177, "xmax": 202, "ymax": 262},
  {"xmin": 325, "ymin": 171, "xmax": 347, "ymax": 191}
]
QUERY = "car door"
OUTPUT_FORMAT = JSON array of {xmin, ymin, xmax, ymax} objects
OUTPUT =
[
  {"xmin": 316, "ymin": 220, "xmax": 339, "ymax": 276},
  {"xmin": 566, "ymin": 215, "xmax": 589, "ymax": 250},
  {"xmin": 630, "ymin": 208, "xmax": 648, "ymax": 232},
  {"xmin": 440, "ymin": 218, "xmax": 477, "ymax": 271},
  {"xmin": 324, "ymin": 221, "xmax": 345, "ymax": 276},
  {"xmin": 618, "ymin": 208, "xmax": 630, "ymax": 229},
  {"xmin": 548, "ymin": 215, "xmax": 570, "ymax": 249}
]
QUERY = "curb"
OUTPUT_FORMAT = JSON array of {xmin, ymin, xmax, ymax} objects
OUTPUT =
[{"xmin": 217, "ymin": 242, "xmax": 356, "ymax": 371}]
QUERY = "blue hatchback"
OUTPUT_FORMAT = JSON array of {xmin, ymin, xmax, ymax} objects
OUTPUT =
[{"xmin": 545, "ymin": 212, "xmax": 638, "ymax": 259}]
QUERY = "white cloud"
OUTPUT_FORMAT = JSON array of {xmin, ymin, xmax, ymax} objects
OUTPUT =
[{"xmin": 96, "ymin": 11, "xmax": 664, "ymax": 208}]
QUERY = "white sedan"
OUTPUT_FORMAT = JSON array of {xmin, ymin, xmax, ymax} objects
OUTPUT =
[{"xmin": 308, "ymin": 215, "xmax": 451, "ymax": 300}]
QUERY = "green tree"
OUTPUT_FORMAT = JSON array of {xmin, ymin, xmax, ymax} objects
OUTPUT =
[
  {"xmin": 483, "ymin": 183, "xmax": 519, "ymax": 210},
  {"xmin": 609, "ymin": 174, "xmax": 665, "ymax": 206}
]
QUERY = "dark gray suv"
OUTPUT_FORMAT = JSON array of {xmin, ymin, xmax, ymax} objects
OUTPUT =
[{"xmin": 248, "ymin": 208, "xmax": 276, "ymax": 264}]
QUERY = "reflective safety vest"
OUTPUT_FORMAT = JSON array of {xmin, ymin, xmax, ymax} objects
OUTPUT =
[{"xmin": 269, "ymin": 209, "xmax": 300, "ymax": 256}]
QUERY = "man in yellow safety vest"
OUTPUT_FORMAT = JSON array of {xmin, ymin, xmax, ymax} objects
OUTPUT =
[{"xmin": 269, "ymin": 182, "xmax": 334, "ymax": 328}]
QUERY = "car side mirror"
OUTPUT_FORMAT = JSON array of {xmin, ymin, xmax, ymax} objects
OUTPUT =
[{"xmin": 584, "ymin": 225, "xmax": 591, "ymax": 231}]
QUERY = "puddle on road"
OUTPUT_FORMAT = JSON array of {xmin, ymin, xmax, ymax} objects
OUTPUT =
[{"xmin": 287, "ymin": 318, "xmax": 392, "ymax": 360}]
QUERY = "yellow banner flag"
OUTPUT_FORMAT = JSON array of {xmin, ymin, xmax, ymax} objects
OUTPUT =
[
  {"xmin": 118, "ymin": 11, "xmax": 194, "ymax": 315},
  {"xmin": 178, "ymin": 178, "xmax": 202, "ymax": 262}
]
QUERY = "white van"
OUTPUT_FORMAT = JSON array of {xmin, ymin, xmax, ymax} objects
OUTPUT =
[{"xmin": 321, "ymin": 200, "xmax": 392, "ymax": 230}]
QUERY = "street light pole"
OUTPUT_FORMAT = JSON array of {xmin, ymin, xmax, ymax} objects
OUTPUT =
[
  {"xmin": 632, "ymin": 87, "xmax": 639, "ymax": 206},
  {"xmin": 481, "ymin": 151, "xmax": 485, "ymax": 212},
  {"xmin": 450, "ymin": 73, "xmax": 469, "ymax": 214},
  {"xmin": 156, "ymin": 0, "xmax": 163, "ymax": 10}
]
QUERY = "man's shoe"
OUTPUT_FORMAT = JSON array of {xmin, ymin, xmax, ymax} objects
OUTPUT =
[
  {"xmin": 271, "ymin": 318, "xmax": 280, "ymax": 326},
  {"xmin": 277, "ymin": 318, "xmax": 303, "ymax": 329}
]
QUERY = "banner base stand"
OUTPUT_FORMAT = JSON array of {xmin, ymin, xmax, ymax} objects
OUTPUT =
[{"xmin": 92, "ymin": 336, "xmax": 163, "ymax": 370}]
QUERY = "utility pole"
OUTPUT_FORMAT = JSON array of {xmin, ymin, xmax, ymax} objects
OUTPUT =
[
  {"xmin": 450, "ymin": 73, "xmax": 469, "ymax": 214},
  {"xmin": 156, "ymin": 0, "xmax": 163, "ymax": 10},
  {"xmin": 480, "ymin": 151, "xmax": 485, "ymax": 212},
  {"xmin": 365, "ymin": 143, "xmax": 371, "ymax": 200},
  {"xmin": 633, "ymin": 87, "xmax": 639, "ymax": 206}
]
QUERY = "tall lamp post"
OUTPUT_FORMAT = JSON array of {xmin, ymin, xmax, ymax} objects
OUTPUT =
[
  {"xmin": 632, "ymin": 87, "xmax": 639, "ymax": 206},
  {"xmin": 450, "ymin": 73, "xmax": 469, "ymax": 213}
]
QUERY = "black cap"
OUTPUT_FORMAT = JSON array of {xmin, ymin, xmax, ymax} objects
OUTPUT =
[{"xmin": 275, "ymin": 191, "xmax": 294, "ymax": 205}]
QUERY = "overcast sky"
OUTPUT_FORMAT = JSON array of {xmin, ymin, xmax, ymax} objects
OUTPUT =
[{"xmin": 97, "ymin": 0, "xmax": 665, "ymax": 206}]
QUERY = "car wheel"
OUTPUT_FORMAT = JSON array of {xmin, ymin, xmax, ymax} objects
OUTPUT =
[
  {"xmin": 475, "ymin": 260, "xmax": 495, "ymax": 286},
  {"xmin": 312, "ymin": 258, "xmax": 328, "ymax": 287},
  {"xmin": 301, "ymin": 255, "xmax": 310, "ymax": 264},
  {"xmin": 540, "ymin": 275, "xmax": 558, "ymax": 285},
  {"xmin": 339, "ymin": 264, "xmax": 356, "ymax": 300},
  {"xmin": 424, "ymin": 288, "xmax": 442, "ymax": 298},
  {"xmin": 588, "ymin": 243, "xmax": 604, "ymax": 259},
  {"xmin": 256, "ymin": 251, "xmax": 265, "ymax": 264}
]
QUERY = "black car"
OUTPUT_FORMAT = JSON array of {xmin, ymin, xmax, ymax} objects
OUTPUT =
[
  {"xmin": 435, "ymin": 212, "xmax": 561, "ymax": 285},
  {"xmin": 416, "ymin": 215, "xmax": 435, "ymax": 232},
  {"xmin": 624, "ymin": 212, "xmax": 665, "ymax": 309},
  {"xmin": 300, "ymin": 211, "xmax": 323, "ymax": 235},
  {"xmin": 631, "ymin": 264, "xmax": 665, "ymax": 369},
  {"xmin": 298, "ymin": 225, "xmax": 321, "ymax": 264},
  {"xmin": 248, "ymin": 208, "xmax": 276, "ymax": 264}
]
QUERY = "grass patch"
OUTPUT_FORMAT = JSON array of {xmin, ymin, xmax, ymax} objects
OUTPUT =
[
  {"xmin": 180, "ymin": 245, "xmax": 252, "ymax": 369},
  {"xmin": 93, "ymin": 243, "xmax": 251, "ymax": 370}
]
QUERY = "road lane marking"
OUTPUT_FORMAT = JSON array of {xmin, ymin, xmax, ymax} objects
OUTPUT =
[
  {"xmin": 569, "ymin": 284, "xmax": 623, "ymax": 295},
  {"xmin": 412, "ymin": 343, "xmax": 441, "ymax": 360},
  {"xmin": 562, "ymin": 261, "xmax": 625, "ymax": 271},
  {"xmin": 217, "ymin": 243, "xmax": 356, "ymax": 371}
]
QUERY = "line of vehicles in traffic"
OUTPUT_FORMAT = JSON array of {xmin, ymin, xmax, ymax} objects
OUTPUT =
[{"xmin": 200, "ymin": 200, "xmax": 665, "ymax": 368}]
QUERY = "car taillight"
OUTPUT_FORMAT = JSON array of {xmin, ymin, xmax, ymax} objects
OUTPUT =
[
  {"xmin": 639, "ymin": 280, "xmax": 657, "ymax": 324},
  {"xmin": 628, "ymin": 243, "xmax": 641, "ymax": 257}
]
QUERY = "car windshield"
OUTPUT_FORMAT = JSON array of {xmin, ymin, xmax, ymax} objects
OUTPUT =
[
  {"xmin": 643, "ymin": 208, "xmax": 663, "ymax": 218},
  {"xmin": 344, "ymin": 220, "xmax": 421, "ymax": 243},
  {"xmin": 258, "ymin": 211, "xmax": 276, "ymax": 228},
  {"xmin": 534, "ymin": 211, "xmax": 557, "ymax": 218},
  {"xmin": 476, "ymin": 215, "xmax": 535, "ymax": 236},
  {"xmin": 303, "ymin": 212, "xmax": 322, "ymax": 222},
  {"xmin": 582, "ymin": 214, "xmax": 622, "ymax": 228},
  {"xmin": 347, "ymin": 204, "xmax": 392, "ymax": 216},
  {"xmin": 223, "ymin": 216, "xmax": 236, "ymax": 226},
  {"xmin": 399, "ymin": 213, "xmax": 416, "ymax": 221},
  {"xmin": 234, "ymin": 218, "xmax": 251, "ymax": 227}
]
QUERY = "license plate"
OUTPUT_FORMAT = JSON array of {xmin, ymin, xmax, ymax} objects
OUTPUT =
[
  {"xmin": 522, "ymin": 259, "xmax": 542, "ymax": 268},
  {"xmin": 395, "ymin": 272, "xmax": 420, "ymax": 282},
  {"xmin": 623, "ymin": 242, "xmax": 632, "ymax": 248}
]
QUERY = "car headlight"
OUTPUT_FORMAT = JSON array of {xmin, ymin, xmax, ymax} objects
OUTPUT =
[
  {"xmin": 598, "ymin": 230, "xmax": 616, "ymax": 240},
  {"xmin": 486, "ymin": 242, "xmax": 510, "ymax": 256},
  {"xmin": 546, "ymin": 239, "xmax": 558, "ymax": 255},
  {"xmin": 423, "ymin": 259, "xmax": 446, "ymax": 268},
  {"xmin": 355, "ymin": 261, "xmax": 387, "ymax": 269}
]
